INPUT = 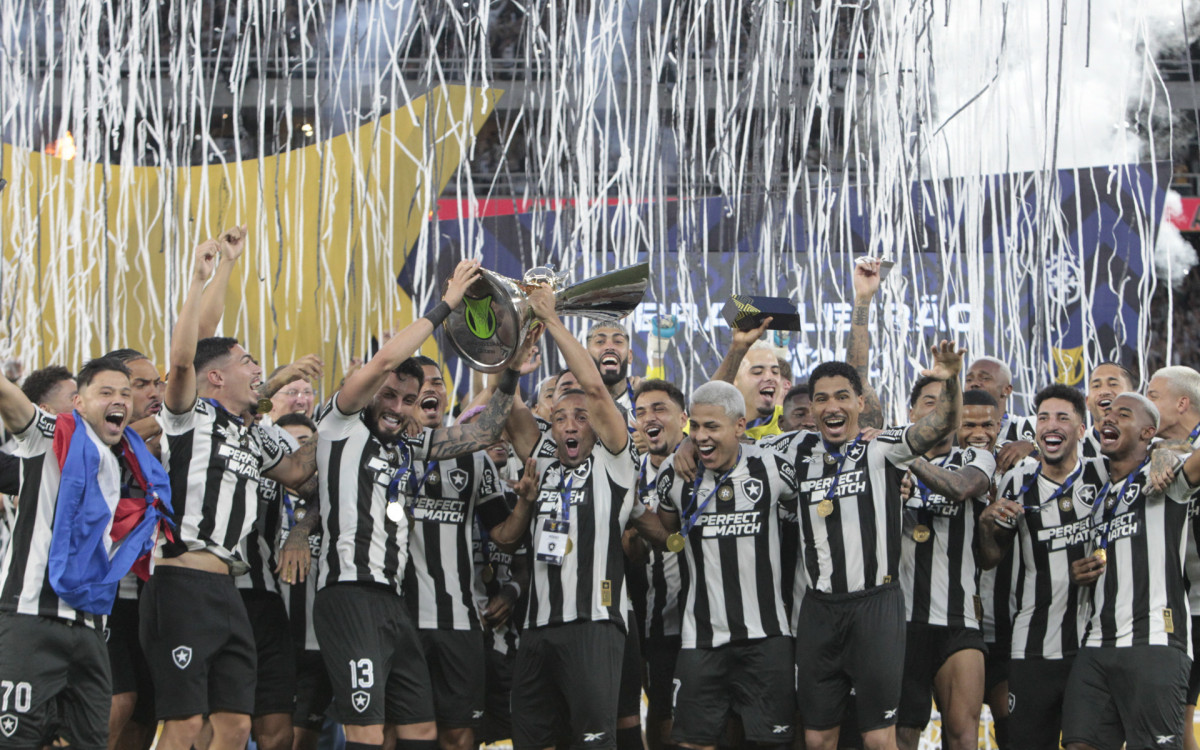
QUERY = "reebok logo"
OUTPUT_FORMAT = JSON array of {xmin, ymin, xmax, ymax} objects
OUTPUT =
[
  {"xmin": 583, "ymin": 733, "xmax": 607, "ymax": 743},
  {"xmin": 772, "ymin": 725, "xmax": 791, "ymax": 734},
  {"xmin": 1156, "ymin": 736, "xmax": 1175, "ymax": 746},
  {"xmin": 883, "ymin": 708, "xmax": 897, "ymax": 720}
]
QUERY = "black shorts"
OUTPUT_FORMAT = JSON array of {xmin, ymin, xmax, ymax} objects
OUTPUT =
[
  {"xmin": 477, "ymin": 647, "xmax": 516, "ymax": 745},
  {"xmin": 1007, "ymin": 657, "xmax": 1074, "ymax": 750},
  {"xmin": 417, "ymin": 628, "xmax": 486, "ymax": 727},
  {"xmin": 292, "ymin": 650, "xmax": 332, "ymax": 732},
  {"xmin": 0, "ymin": 612, "xmax": 110, "ymax": 750},
  {"xmin": 984, "ymin": 639, "xmax": 1010, "ymax": 695},
  {"xmin": 897, "ymin": 623, "xmax": 986, "ymax": 729},
  {"xmin": 794, "ymin": 584, "xmax": 906, "ymax": 733},
  {"xmin": 1189, "ymin": 616, "xmax": 1200, "ymax": 705},
  {"xmin": 1062, "ymin": 645, "xmax": 1189, "ymax": 750},
  {"xmin": 618, "ymin": 617, "xmax": 642, "ymax": 719},
  {"xmin": 312, "ymin": 584, "xmax": 434, "ymax": 727},
  {"xmin": 106, "ymin": 596, "xmax": 156, "ymax": 724},
  {"xmin": 671, "ymin": 636, "xmax": 795, "ymax": 745},
  {"xmin": 139, "ymin": 566, "xmax": 257, "ymax": 718},
  {"xmin": 643, "ymin": 635, "xmax": 681, "ymax": 723},
  {"xmin": 241, "ymin": 590, "xmax": 298, "ymax": 716},
  {"xmin": 512, "ymin": 620, "xmax": 624, "ymax": 750}
]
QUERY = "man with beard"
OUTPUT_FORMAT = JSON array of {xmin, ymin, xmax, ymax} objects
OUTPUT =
[
  {"xmin": 654, "ymin": 381, "xmax": 800, "ymax": 749},
  {"xmin": 587, "ymin": 323, "xmax": 640, "ymax": 421},
  {"xmin": 502, "ymin": 285, "xmax": 667, "ymax": 750},
  {"xmin": 401, "ymin": 354, "xmax": 511, "ymax": 750},
  {"xmin": 628, "ymin": 379, "xmax": 688, "ymax": 750},
  {"xmin": 715, "ymin": 331, "xmax": 783, "ymax": 440},
  {"xmin": 895, "ymin": 385, "xmax": 998, "ymax": 750},
  {"xmin": 101, "ymin": 348, "xmax": 164, "ymax": 750},
  {"xmin": 1062, "ymin": 393, "xmax": 1200, "ymax": 750},
  {"xmin": 976, "ymin": 385, "xmax": 1107, "ymax": 750},
  {"xmin": 142, "ymin": 234, "xmax": 320, "ymax": 750},
  {"xmin": 769, "ymin": 341, "xmax": 964, "ymax": 750},
  {"xmin": 1145, "ymin": 365, "xmax": 1200, "ymax": 750},
  {"xmin": 0, "ymin": 356, "xmax": 169, "ymax": 750},
  {"xmin": 307, "ymin": 259, "xmax": 541, "ymax": 750}
]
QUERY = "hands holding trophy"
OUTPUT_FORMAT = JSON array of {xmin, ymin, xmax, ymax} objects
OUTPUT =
[{"xmin": 442, "ymin": 261, "xmax": 650, "ymax": 373}]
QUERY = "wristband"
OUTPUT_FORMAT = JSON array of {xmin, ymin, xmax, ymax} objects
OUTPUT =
[
  {"xmin": 424, "ymin": 301, "xmax": 452, "ymax": 328},
  {"xmin": 497, "ymin": 368, "xmax": 520, "ymax": 396}
]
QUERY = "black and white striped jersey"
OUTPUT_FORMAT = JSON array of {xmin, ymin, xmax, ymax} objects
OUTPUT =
[
  {"xmin": 1000, "ymin": 455, "xmax": 1108, "ymax": 660},
  {"xmin": 0, "ymin": 409, "xmax": 118, "ymax": 626},
  {"xmin": 158, "ymin": 398, "xmax": 285, "ymax": 566},
  {"xmin": 998, "ymin": 414, "xmax": 1035, "ymax": 445},
  {"xmin": 237, "ymin": 423, "xmax": 299, "ymax": 593},
  {"xmin": 280, "ymin": 490, "xmax": 322, "ymax": 652},
  {"xmin": 402, "ymin": 452, "xmax": 508, "ymax": 630},
  {"xmin": 1081, "ymin": 463, "xmax": 1195, "ymax": 652},
  {"xmin": 768, "ymin": 426, "xmax": 918, "ymax": 595},
  {"xmin": 900, "ymin": 446, "xmax": 996, "ymax": 628},
  {"xmin": 473, "ymin": 498, "xmax": 527, "ymax": 657},
  {"xmin": 524, "ymin": 432, "xmax": 638, "ymax": 630},
  {"xmin": 315, "ymin": 396, "xmax": 437, "ymax": 595},
  {"xmin": 1172, "ymin": 425, "xmax": 1200, "ymax": 616},
  {"xmin": 635, "ymin": 457, "xmax": 682, "ymax": 640},
  {"xmin": 655, "ymin": 444, "xmax": 798, "ymax": 649}
]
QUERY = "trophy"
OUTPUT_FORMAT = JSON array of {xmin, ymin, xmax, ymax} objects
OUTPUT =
[{"xmin": 443, "ymin": 262, "xmax": 650, "ymax": 373}]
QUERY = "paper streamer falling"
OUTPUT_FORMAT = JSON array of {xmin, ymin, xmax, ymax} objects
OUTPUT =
[{"xmin": 0, "ymin": 0, "xmax": 1195, "ymax": 418}]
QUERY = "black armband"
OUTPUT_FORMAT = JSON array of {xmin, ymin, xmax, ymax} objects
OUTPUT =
[
  {"xmin": 424, "ymin": 301, "xmax": 452, "ymax": 328},
  {"xmin": 497, "ymin": 367, "xmax": 520, "ymax": 396}
]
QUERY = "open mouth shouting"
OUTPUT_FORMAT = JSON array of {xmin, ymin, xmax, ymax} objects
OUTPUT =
[
  {"xmin": 1039, "ymin": 430, "xmax": 1066, "ymax": 455},
  {"xmin": 378, "ymin": 411, "xmax": 404, "ymax": 433},
  {"xmin": 1097, "ymin": 397, "xmax": 1113, "ymax": 411},
  {"xmin": 1098, "ymin": 423, "xmax": 1121, "ymax": 449},
  {"xmin": 563, "ymin": 437, "xmax": 582, "ymax": 460},
  {"xmin": 697, "ymin": 442, "xmax": 718, "ymax": 465},
  {"xmin": 821, "ymin": 412, "xmax": 849, "ymax": 440},
  {"xmin": 758, "ymin": 385, "xmax": 776, "ymax": 406},
  {"xmin": 599, "ymin": 352, "xmax": 621, "ymax": 372},
  {"xmin": 419, "ymin": 395, "xmax": 441, "ymax": 421}
]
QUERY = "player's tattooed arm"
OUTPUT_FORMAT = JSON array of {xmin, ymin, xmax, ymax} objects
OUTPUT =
[
  {"xmin": 264, "ymin": 437, "xmax": 318, "ymax": 491},
  {"xmin": 909, "ymin": 459, "xmax": 991, "ymax": 503},
  {"xmin": 847, "ymin": 258, "xmax": 884, "ymax": 429},
  {"xmin": 906, "ymin": 341, "xmax": 965, "ymax": 455},
  {"xmin": 712, "ymin": 317, "xmax": 772, "ymax": 384}
]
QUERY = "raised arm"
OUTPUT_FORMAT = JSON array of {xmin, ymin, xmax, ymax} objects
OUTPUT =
[
  {"xmin": 847, "ymin": 258, "xmax": 884, "ymax": 429},
  {"xmin": 712, "ymin": 317, "xmax": 773, "ymax": 384},
  {"xmin": 909, "ymin": 458, "xmax": 991, "ymax": 503},
  {"xmin": 906, "ymin": 341, "xmax": 965, "ymax": 456},
  {"xmin": 197, "ymin": 225, "xmax": 247, "ymax": 339},
  {"xmin": 262, "ymin": 355, "xmax": 324, "ymax": 399},
  {"xmin": 425, "ymin": 325, "xmax": 543, "ymax": 461},
  {"xmin": 0, "ymin": 372, "xmax": 36, "ymax": 435},
  {"xmin": 165, "ymin": 241, "xmax": 219, "ymax": 414},
  {"xmin": 336, "ymin": 259, "xmax": 481, "ymax": 416},
  {"xmin": 527, "ymin": 285, "xmax": 627, "ymax": 452}
]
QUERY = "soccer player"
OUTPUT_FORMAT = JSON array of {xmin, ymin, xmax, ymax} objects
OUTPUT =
[
  {"xmin": 779, "ymin": 383, "xmax": 815, "ymax": 433},
  {"xmin": 20, "ymin": 365, "xmax": 76, "ymax": 415},
  {"xmin": 655, "ymin": 380, "xmax": 800, "ymax": 748},
  {"xmin": 0, "ymin": 356, "xmax": 168, "ymax": 749},
  {"xmin": 101, "ymin": 348, "xmax": 165, "ymax": 750},
  {"xmin": 772, "ymin": 341, "xmax": 965, "ymax": 750},
  {"xmin": 715, "ymin": 331, "xmax": 783, "ymax": 440},
  {"xmin": 964, "ymin": 357, "xmax": 1033, "ymax": 446},
  {"xmin": 308, "ymin": 258, "xmax": 540, "ymax": 750},
  {"xmin": 503, "ymin": 284, "xmax": 667, "ymax": 750},
  {"xmin": 1146, "ymin": 365, "xmax": 1200, "ymax": 749},
  {"xmin": 402, "ymin": 354, "xmax": 511, "ymax": 750},
  {"xmin": 586, "ymin": 322, "xmax": 640, "ymax": 418},
  {"xmin": 141, "ymin": 233, "xmax": 319, "ymax": 750},
  {"xmin": 1082, "ymin": 362, "xmax": 1135, "ymax": 458},
  {"xmin": 1062, "ymin": 393, "xmax": 1200, "ymax": 750},
  {"xmin": 896, "ymin": 385, "xmax": 999, "ymax": 750},
  {"xmin": 629, "ymin": 379, "xmax": 689, "ymax": 750},
  {"xmin": 976, "ymin": 384, "xmax": 1107, "ymax": 750}
]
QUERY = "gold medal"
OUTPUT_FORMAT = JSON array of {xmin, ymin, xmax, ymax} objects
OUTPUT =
[
  {"xmin": 386, "ymin": 502, "xmax": 404, "ymax": 523},
  {"xmin": 824, "ymin": 453, "xmax": 837, "ymax": 465},
  {"xmin": 666, "ymin": 533, "xmax": 686, "ymax": 553},
  {"xmin": 565, "ymin": 538, "xmax": 574, "ymax": 555},
  {"xmin": 256, "ymin": 397, "xmax": 274, "ymax": 415},
  {"xmin": 426, "ymin": 470, "xmax": 440, "ymax": 486},
  {"xmin": 294, "ymin": 508, "xmax": 306, "ymax": 521},
  {"xmin": 717, "ymin": 485, "xmax": 734, "ymax": 502},
  {"xmin": 913, "ymin": 524, "xmax": 931, "ymax": 543},
  {"xmin": 1094, "ymin": 547, "xmax": 1107, "ymax": 564},
  {"xmin": 817, "ymin": 499, "xmax": 835, "ymax": 517},
  {"xmin": 1059, "ymin": 497, "xmax": 1074, "ymax": 513},
  {"xmin": 481, "ymin": 564, "xmax": 495, "ymax": 584}
]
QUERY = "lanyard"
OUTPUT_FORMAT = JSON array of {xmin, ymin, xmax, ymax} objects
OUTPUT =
[
  {"xmin": 384, "ymin": 440, "xmax": 414, "ymax": 507},
  {"xmin": 1190, "ymin": 422, "xmax": 1200, "ymax": 444},
  {"xmin": 1013, "ymin": 462, "xmax": 1084, "ymax": 512},
  {"xmin": 680, "ymin": 450, "xmax": 740, "ymax": 537},
  {"xmin": 1093, "ymin": 458, "xmax": 1149, "ymax": 551},
  {"xmin": 404, "ymin": 460, "xmax": 440, "ymax": 508},
  {"xmin": 824, "ymin": 437, "xmax": 862, "ymax": 502},
  {"xmin": 638, "ymin": 456, "xmax": 657, "ymax": 504},
  {"xmin": 557, "ymin": 470, "xmax": 577, "ymax": 522}
]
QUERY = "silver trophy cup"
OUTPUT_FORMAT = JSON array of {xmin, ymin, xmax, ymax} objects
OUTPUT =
[{"xmin": 443, "ymin": 262, "xmax": 650, "ymax": 373}]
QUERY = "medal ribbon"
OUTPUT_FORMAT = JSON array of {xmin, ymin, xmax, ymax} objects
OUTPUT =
[
  {"xmin": 680, "ymin": 450, "xmax": 741, "ymax": 538},
  {"xmin": 383, "ymin": 440, "xmax": 414, "ymax": 517},
  {"xmin": 823, "ymin": 437, "xmax": 862, "ymax": 503},
  {"xmin": 1092, "ymin": 458, "xmax": 1149, "ymax": 553},
  {"xmin": 638, "ymin": 456, "xmax": 658, "ymax": 505},
  {"xmin": 403, "ymin": 460, "xmax": 440, "ymax": 510}
]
